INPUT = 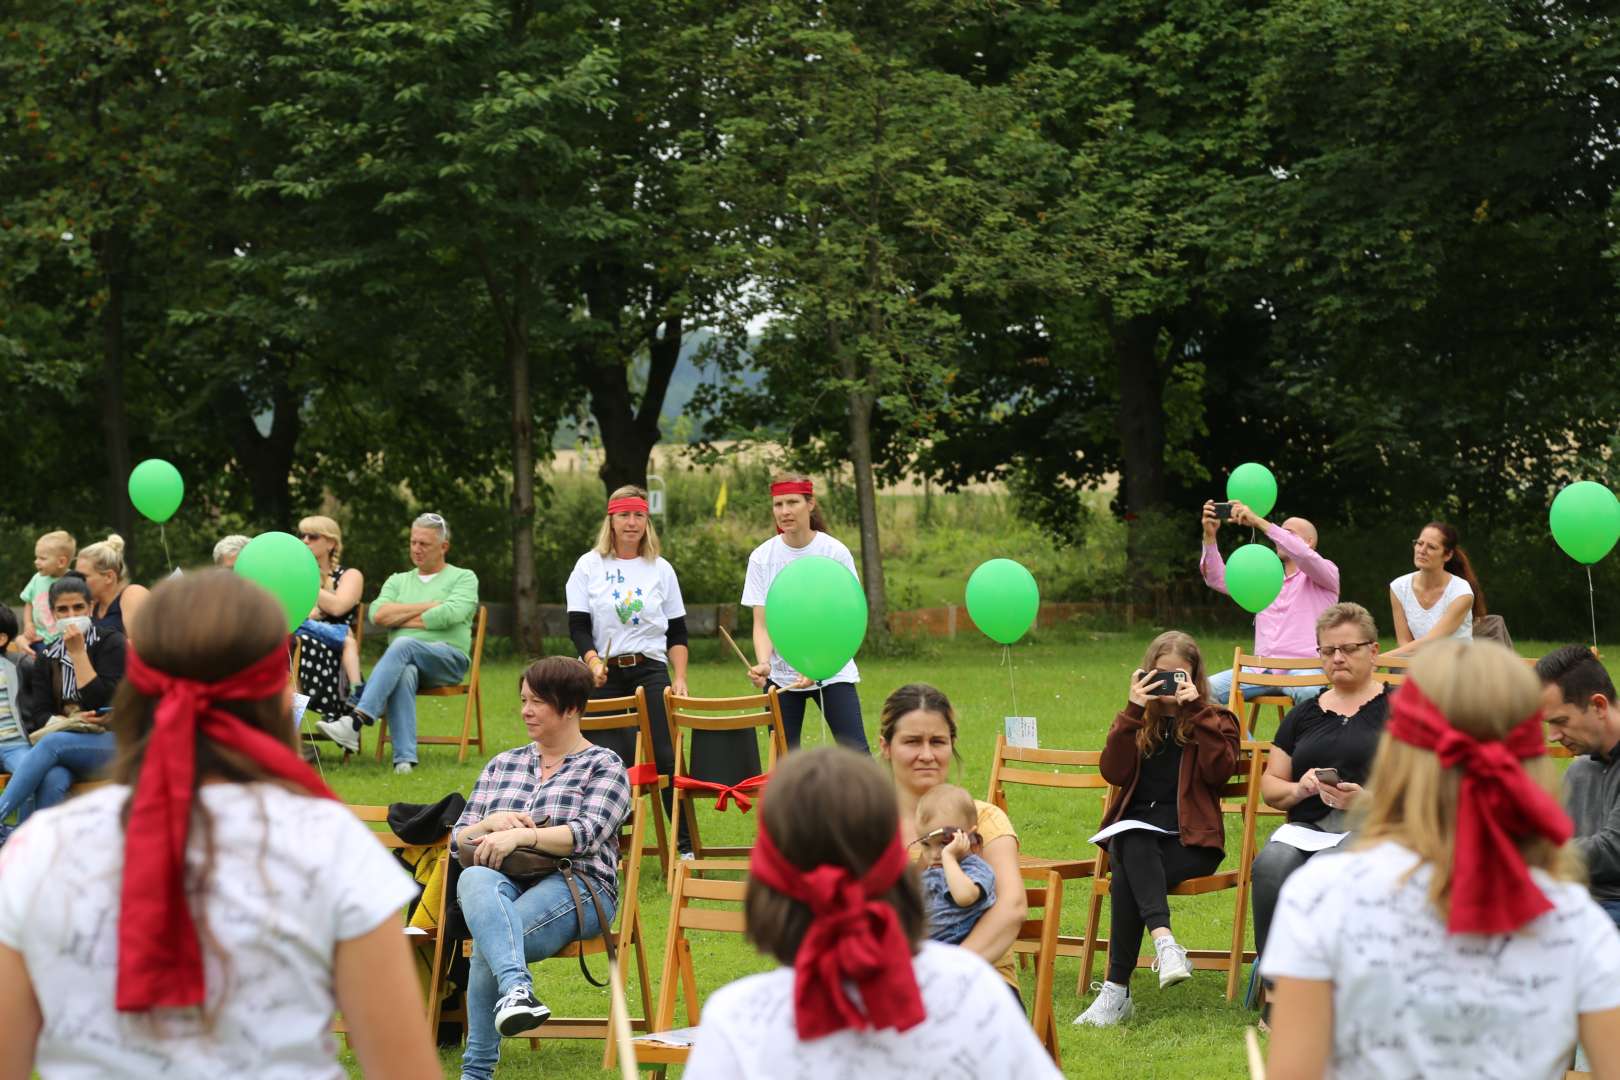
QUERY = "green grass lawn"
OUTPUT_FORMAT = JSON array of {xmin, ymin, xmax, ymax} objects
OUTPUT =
[{"xmin": 323, "ymin": 629, "xmax": 1565, "ymax": 1079}]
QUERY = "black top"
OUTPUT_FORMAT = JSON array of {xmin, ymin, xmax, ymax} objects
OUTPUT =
[
  {"xmin": 18, "ymin": 630, "xmax": 128, "ymax": 731},
  {"xmin": 1275, "ymin": 684, "xmax": 1393, "ymax": 824},
  {"xmin": 313, "ymin": 565, "xmax": 360, "ymax": 630},
  {"xmin": 93, "ymin": 589, "xmax": 125, "ymax": 636},
  {"xmin": 1123, "ymin": 718, "xmax": 1185, "ymax": 831}
]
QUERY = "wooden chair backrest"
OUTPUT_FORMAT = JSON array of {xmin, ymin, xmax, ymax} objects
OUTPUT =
[
  {"xmin": 419, "ymin": 605, "xmax": 487, "ymax": 698},
  {"xmin": 664, "ymin": 688, "xmax": 789, "ymax": 776},
  {"xmin": 583, "ymin": 687, "xmax": 657, "ymax": 758},
  {"xmin": 653, "ymin": 860, "xmax": 751, "ymax": 1033}
]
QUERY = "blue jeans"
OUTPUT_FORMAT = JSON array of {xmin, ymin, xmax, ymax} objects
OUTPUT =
[
  {"xmin": 777, "ymin": 681, "xmax": 868, "ymax": 752},
  {"xmin": 357, "ymin": 638, "xmax": 469, "ymax": 765},
  {"xmin": 0, "ymin": 731, "xmax": 114, "ymax": 822},
  {"xmin": 0, "ymin": 739, "xmax": 68, "ymax": 824},
  {"xmin": 1598, "ymin": 899, "xmax": 1620, "ymax": 928},
  {"xmin": 458, "ymin": 865, "xmax": 616, "ymax": 1080},
  {"xmin": 1208, "ymin": 668, "xmax": 1325, "ymax": 709}
]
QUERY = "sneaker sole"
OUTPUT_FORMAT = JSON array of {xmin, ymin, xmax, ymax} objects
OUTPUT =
[
  {"xmin": 315, "ymin": 721, "xmax": 360, "ymax": 754},
  {"xmin": 1159, "ymin": 966, "xmax": 1192, "ymax": 989},
  {"xmin": 496, "ymin": 1004, "xmax": 551, "ymax": 1037}
]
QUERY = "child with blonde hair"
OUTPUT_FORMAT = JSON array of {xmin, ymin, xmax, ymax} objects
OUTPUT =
[
  {"xmin": 19, "ymin": 531, "xmax": 75, "ymax": 653},
  {"xmin": 913, "ymin": 783, "xmax": 997, "ymax": 945}
]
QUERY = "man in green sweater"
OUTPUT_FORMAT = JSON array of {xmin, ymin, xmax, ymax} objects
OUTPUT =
[
  {"xmin": 1537, "ymin": 645, "xmax": 1620, "ymax": 926},
  {"xmin": 317, "ymin": 513, "xmax": 478, "ymax": 773}
]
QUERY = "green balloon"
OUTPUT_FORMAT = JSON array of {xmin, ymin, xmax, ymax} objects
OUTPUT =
[
  {"xmin": 1550, "ymin": 481, "xmax": 1620, "ymax": 565},
  {"xmin": 128, "ymin": 459, "xmax": 185, "ymax": 524},
  {"xmin": 1226, "ymin": 462, "xmax": 1278, "ymax": 519},
  {"xmin": 1225, "ymin": 543, "xmax": 1285, "ymax": 613},
  {"xmin": 764, "ymin": 555, "xmax": 868, "ymax": 681},
  {"xmin": 965, "ymin": 558, "xmax": 1040, "ymax": 645},
  {"xmin": 234, "ymin": 532, "xmax": 321, "ymax": 633}
]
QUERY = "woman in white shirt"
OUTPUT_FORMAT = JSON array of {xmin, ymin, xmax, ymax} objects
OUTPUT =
[
  {"xmin": 1264, "ymin": 639, "xmax": 1620, "ymax": 1080},
  {"xmin": 1388, "ymin": 521, "xmax": 1485, "ymax": 655},
  {"xmin": 0, "ymin": 570, "xmax": 437, "ymax": 1080},
  {"xmin": 741, "ymin": 476, "xmax": 868, "ymax": 750},
  {"xmin": 684, "ymin": 746, "xmax": 1058, "ymax": 1080}
]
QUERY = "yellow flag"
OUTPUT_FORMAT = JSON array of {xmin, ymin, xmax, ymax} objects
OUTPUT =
[{"xmin": 715, "ymin": 477, "xmax": 729, "ymax": 518}]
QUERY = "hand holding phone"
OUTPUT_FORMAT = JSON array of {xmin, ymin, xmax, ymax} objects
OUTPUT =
[{"xmin": 1315, "ymin": 767, "xmax": 1341, "ymax": 788}]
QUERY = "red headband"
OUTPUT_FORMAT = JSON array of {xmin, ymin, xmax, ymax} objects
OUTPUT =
[
  {"xmin": 1386, "ymin": 679, "xmax": 1572, "ymax": 935},
  {"xmin": 770, "ymin": 481, "xmax": 814, "ymax": 498},
  {"xmin": 607, "ymin": 497, "xmax": 649, "ymax": 515},
  {"xmin": 117, "ymin": 644, "xmax": 337, "ymax": 1012},
  {"xmin": 748, "ymin": 823, "xmax": 924, "ymax": 1040}
]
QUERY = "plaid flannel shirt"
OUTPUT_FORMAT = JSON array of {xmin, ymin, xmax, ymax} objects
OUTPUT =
[{"xmin": 455, "ymin": 742, "xmax": 631, "ymax": 897}]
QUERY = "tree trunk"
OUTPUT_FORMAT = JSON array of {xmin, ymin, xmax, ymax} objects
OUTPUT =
[
  {"xmin": 223, "ymin": 352, "xmax": 302, "ymax": 527},
  {"xmin": 832, "ymin": 321, "xmax": 889, "ymax": 643},
  {"xmin": 1111, "ymin": 312, "xmax": 1167, "ymax": 590},
  {"xmin": 579, "ymin": 302, "xmax": 683, "ymax": 498},
  {"xmin": 507, "ymin": 296, "xmax": 541, "ymax": 655},
  {"xmin": 96, "ymin": 227, "xmax": 136, "ymax": 571}
]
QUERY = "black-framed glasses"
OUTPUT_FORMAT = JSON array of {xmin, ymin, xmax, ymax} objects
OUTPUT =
[{"xmin": 1317, "ymin": 641, "xmax": 1375, "ymax": 659}]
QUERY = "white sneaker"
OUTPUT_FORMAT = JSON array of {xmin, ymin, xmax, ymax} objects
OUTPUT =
[
  {"xmin": 394, "ymin": 761, "xmax": 414, "ymax": 775},
  {"xmin": 1152, "ymin": 934, "xmax": 1192, "ymax": 989},
  {"xmin": 315, "ymin": 716, "xmax": 360, "ymax": 753},
  {"xmin": 1073, "ymin": 981, "xmax": 1133, "ymax": 1026}
]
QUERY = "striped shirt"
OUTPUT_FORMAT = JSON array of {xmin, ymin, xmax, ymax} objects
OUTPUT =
[{"xmin": 454, "ymin": 742, "xmax": 630, "ymax": 896}]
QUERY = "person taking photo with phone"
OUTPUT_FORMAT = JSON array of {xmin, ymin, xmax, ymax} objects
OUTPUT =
[
  {"xmin": 1249, "ymin": 602, "xmax": 1394, "ymax": 1020},
  {"xmin": 1200, "ymin": 500, "xmax": 1339, "ymax": 706},
  {"xmin": 1075, "ymin": 631, "xmax": 1240, "ymax": 1027}
]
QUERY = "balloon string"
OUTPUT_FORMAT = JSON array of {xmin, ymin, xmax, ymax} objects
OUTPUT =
[
  {"xmin": 1589, "ymin": 565, "xmax": 1598, "ymax": 650},
  {"xmin": 160, "ymin": 523, "xmax": 173, "ymax": 572},
  {"xmin": 1004, "ymin": 643, "xmax": 1019, "ymax": 720}
]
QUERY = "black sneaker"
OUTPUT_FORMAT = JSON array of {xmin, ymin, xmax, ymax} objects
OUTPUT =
[{"xmin": 494, "ymin": 984, "xmax": 550, "ymax": 1036}]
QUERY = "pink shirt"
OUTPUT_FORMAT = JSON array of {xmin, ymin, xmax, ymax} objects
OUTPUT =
[{"xmin": 1201, "ymin": 523, "xmax": 1339, "ymax": 660}]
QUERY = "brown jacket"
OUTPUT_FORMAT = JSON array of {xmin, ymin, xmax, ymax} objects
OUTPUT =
[{"xmin": 1096, "ymin": 701, "xmax": 1240, "ymax": 851}]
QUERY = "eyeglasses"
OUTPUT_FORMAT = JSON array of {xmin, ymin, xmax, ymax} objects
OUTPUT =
[
  {"xmin": 299, "ymin": 532, "xmax": 326, "ymax": 542},
  {"xmin": 1317, "ymin": 641, "xmax": 1375, "ymax": 659},
  {"xmin": 907, "ymin": 825, "xmax": 980, "ymax": 850}
]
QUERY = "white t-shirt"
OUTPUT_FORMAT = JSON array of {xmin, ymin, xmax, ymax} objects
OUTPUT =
[
  {"xmin": 684, "ymin": 941, "xmax": 1058, "ymax": 1080},
  {"xmin": 1389, "ymin": 571, "xmax": 1473, "ymax": 641},
  {"xmin": 565, "ymin": 551, "xmax": 686, "ymax": 663},
  {"xmin": 0, "ymin": 783, "xmax": 418, "ymax": 1080},
  {"xmin": 1261, "ymin": 840, "xmax": 1620, "ymax": 1080},
  {"xmin": 740, "ymin": 532, "xmax": 860, "ymax": 687}
]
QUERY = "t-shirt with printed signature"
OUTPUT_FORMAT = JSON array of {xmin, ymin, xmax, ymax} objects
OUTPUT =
[
  {"xmin": 740, "ymin": 532, "xmax": 860, "ymax": 687},
  {"xmin": 1261, "ymin": 839, "xmax": 1620, "ymax": 1080},
  {"xmin": 565, "ymin": 551, "xmax": 686, "ymax": 663},
  {"xmin": 0, "ymin": 783, "xmax": 418, "ymax": 1079}
]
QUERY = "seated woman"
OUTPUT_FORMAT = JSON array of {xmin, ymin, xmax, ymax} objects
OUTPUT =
[
  {"xmin": 1076, "ymin": 631, "xmax": 1239, "ymax": 1026},
  {"xmin": 1387, "ymin": 521, "xmax": 1484, "ymax": 656},
  {"xmin": 878, "ymin": 684, "xmax": 1028, "ymax": 1001},
  {"xmin": 0, "ymin": 570, "xmax": 438, "ymax": 1078},
  {"xmin": 293, "ymin": 516, "xmax": 364, "ymax": 720},
  {"xmin": 1251, "ymin": 602, "xmax": 1392, "ymax": 981},
  {"xmin": 454, "ymin": 656, "xmax": 632, "ymax": 1080},
  {"xmin": 1265, "ymin": 640, "xmax": 1620, "ymax": 1079},
  {"xmin": 685, "ymin": 747, "xmax": 1058, "ymax": 1078},
  {"xmin": 76, "ymin": 534, "xmax": 149, "ymax": 641},
  {"xmin": 0, "ymin": 573, "xmax": 128, "ymax": 844}
]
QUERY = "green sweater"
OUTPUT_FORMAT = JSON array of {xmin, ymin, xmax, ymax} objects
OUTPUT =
[{"xmin": 374, "ymin": 564, "xmax": 479, "ymax": 656}]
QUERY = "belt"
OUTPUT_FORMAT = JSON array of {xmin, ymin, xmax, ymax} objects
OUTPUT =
[{"xmin": 608, "ymin": 653, "xmax": 653, "ymax": 668}]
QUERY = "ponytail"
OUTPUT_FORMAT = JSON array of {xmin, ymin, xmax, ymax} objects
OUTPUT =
[{"xmin": 1427, "ymin": 521, "xmax": 1487, "ymax": 618}]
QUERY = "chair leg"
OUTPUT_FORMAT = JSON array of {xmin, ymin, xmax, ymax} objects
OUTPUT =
[
  {"xmin": 647, "ymin": 789, "xmax": 671, "ymax": 879},
  {"xmin": 1079, "ymin": 880, "xmax": 1106, "ymax": 997},
  {"xmin": 456, "ymin": 690, "xmax": 474, "ymax": 765},
  {"xmin": 374, "ymin": 714, "xmax": 389, "ymax": 763}
]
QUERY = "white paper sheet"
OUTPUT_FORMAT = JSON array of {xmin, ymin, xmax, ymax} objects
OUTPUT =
[
  {"xmin": 291, "ymin": 692, "xmax": 311, "ymax": 728},
  {"xmin": 1269, "ymin": 823, "xmax": 1348, "ymax": 852},
  {"xmin": 634, "ymin": 1026, "xmax": 699, "ymax": 1048},
  {"xmin": 1088, "ymin": 819, "xmax": 1175, "ymax": 845},
  {"xmin": 1004, "ymin": 715, "xmax": 1038, "ymax": 748}
]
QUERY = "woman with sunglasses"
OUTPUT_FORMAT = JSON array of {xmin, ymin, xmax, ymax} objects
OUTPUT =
[
  {"xmin": 293, "ymin": 515, "xmax": 365, "ymax": 722},
  {"xmin": 1250, "ymin": 602, "xmax": 1393, "ymax": 1002},
  {"xmin": 1387, "ymin": 521, "xmax": 1485, "ymax": 656}
]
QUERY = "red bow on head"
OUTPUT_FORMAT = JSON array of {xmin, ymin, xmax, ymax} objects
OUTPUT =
[
  {"xmin": 117, "ymin": 643, "xmax": 337, "ymax": 1012},
  {"xmin": 749, "ymin": 823, "xmax": 925, "ymax": 1040},
  {"xmin": 673, "ymin": 773, "xmax": 769, "ymax": 813},
  {"xmin": 1386, "ymin": 679, "xmax": 1573, "ymax": 935},
  {"xmin": 607, "ymin": 497, "xmax": 649, "ymax": 515}
]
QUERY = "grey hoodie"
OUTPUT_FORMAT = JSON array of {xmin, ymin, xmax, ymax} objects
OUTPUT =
[{"xmin": 1564, "ymin": 748, "xmax": 1620, "ymax": 902}]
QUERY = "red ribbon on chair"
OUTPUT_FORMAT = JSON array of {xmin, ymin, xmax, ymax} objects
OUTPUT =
[
  {"xmin": 625, "ymin": 762, "xmax": 659, "ymax": 789},
  {"xmin": 118, "ymin": 644, "xmax": 336, "ymax": 1012},
  {"xmin": 672, "ymin": 773, "xmax": 770, "ymax": 812}
]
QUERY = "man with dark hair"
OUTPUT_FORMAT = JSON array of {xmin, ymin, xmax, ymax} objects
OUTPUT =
[{"xmin": 1537, "ymin": 645, "xmax": 1620, "ymax": 925}]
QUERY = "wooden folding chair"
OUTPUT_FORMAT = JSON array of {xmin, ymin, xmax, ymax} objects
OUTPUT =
[
  {"xmin": 586, "ymin": 687, "xmax": 673, "ymax": 878},
  {"xmin": 1080, "ymin": 741, "xmax": 1267, "ymax": 1001},
  {"xmin": 458, "ymin": 733, "xmax": 659, "ymax": 1067},
  {"xmin": 1373, "ymin": 652, "xmax": 1411, "ymax": 687},
  {"xmin": 662, "ymin": 688, "xmax": 788, "ymax": 891},
  {"xmin": 630, "ymin": 859, "xmax": 751, "ymax": 1078},
  {"xmin": 1019, "ymin": 867, "xmax": 1065, "ymax": 1066},
  {"xmin": 376, "ymin": 605, "xmax": 488, "ymax": 764},
  {"xmin": 984, "ymin": 735, "xmax": 1099, "ymax": 961},
  {"xmin": 332, "ymin": 804, "xmax": 458, "ymax": 1037},
  {"xmin": 1227, "ymin": 648, "xmax": 1330, "ymax": 740}
]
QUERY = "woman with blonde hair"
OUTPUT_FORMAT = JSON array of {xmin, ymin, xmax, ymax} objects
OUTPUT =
[
  {"xmin": 1265, "ymin": 640, "xmax": 1620, "ymax": 1079},
  {"xmin": 294, "ymin": 514, "xmax": 365, "ymax": 719},
  {"xmin": 76, "ymin": 534, "xmax": 149, "ymax": 640},
  {"xmin": 1075, "ymin": 630, "xmax": 1240, "ymax": 1026}
]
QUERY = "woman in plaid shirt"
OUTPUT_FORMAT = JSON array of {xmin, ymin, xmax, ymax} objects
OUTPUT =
[{"xmin": 453, "ymin": 657, "xmax": 631, "ymax": 1080}]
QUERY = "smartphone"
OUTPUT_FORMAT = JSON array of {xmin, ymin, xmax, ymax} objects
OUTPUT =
[
  {"xmin": 1148, "ymin": 670, "xmax": 1189, "ymax": 696},
  {"xmin": 1212, "ymin": 501, "xmax": 1235, "ymax": 520},
  {"xmin": 1315, "ymin": 768, "xmax": 1341, "ymax": 787}
]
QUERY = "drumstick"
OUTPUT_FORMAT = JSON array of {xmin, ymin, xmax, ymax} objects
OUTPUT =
[
  {"xmin": 609, "ymin": 959, "xmax": 638, "ymax": 1080},
  {"xmin": 1245, "ymin": 1027, "xmax": 1266, "ymax": 1079},
  {"xmin": 718, "ymin": 625, "xmax": 755, "ymax": 670}
]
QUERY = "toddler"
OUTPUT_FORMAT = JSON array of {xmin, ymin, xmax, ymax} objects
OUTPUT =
[
  {"xmin": 915, "ymin": 783, "xmax": 997, "ymax": 945},
  {"xmin": 20, "ymin": 531, "xmax": 75, "ymax": 654}
]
